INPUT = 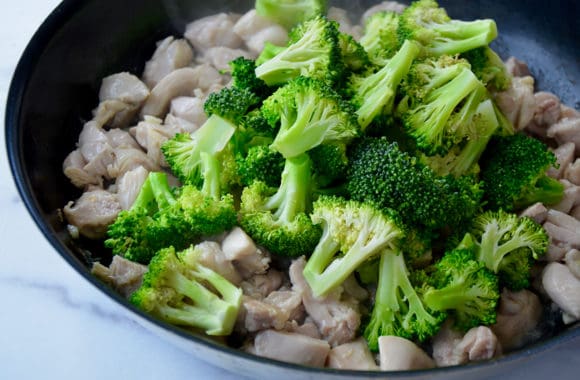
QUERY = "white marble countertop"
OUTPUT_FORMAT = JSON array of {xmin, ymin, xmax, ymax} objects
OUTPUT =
[{"xmin": 1, "ymin": 1, "xmax": 579, "ymax": 379}]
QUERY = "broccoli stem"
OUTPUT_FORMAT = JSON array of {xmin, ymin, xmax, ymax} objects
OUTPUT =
[
  {"xmin": 200, "ymin": 152, "xmax": 222, "ymax": 200},
  {"xmin": 515, "ymin": 175, "xmax": 566, "ymax": 209},
  {"xmin": 130, "ymin": 175, "xmax": 155, "ymax": 212},
  {"xmin": 423, "ymin": 283, "xmax": 475, "ymax": 311},
  {"xmin": 148, "ymin": 172, "xmax": 176, "ymax": 210},
  {"xmin": 429, "ymin": 19, "xmax": 498, "ymax": 55}
]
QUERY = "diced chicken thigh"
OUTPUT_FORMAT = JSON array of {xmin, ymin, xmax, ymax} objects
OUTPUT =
[
  {"xmin": 63, "ymin": 149, "xmax": 101, "ymax": 188},
  {"xmin": 327, "ymin": 338, "xmax": 378, "ymax": 370},
  {"xmin": 543, "ymin": 262, "xmax": 580, "ymax": 320},
  {"xmin": 168, "ymin": 96, "xmax": 207, "ymax": 126},
  {"xmin": 378, "ymin": 336, "xmax": 435, "ymax": 371},
  {"xmin": 192, "ymin": 241, "xmax": 242, "ymax": 285},
  {"xmin": 519, "ymin": 202, "xmax": 548, "ymax": 224},
  {"xmin": 197, "ymin": 46, "xmax": 253, "ymax": 71},
  {"xmin": 233, "ymin": 10, "xmax": 288, "ymax": 54},
  {"xmin": 184, "ymin": 13, "xmax": 243, "ymax": 52},
  {"xmin": 143, "ymin": 37, "xmax": 194, "ymax": 88},
  {"xmin": 116, "ymin": 165, "xmax": 149, "ymax": 210},
  {"xmin": 91, "ymin": 255, "xmax": 147, "ymax": 297},
  {"xmin": 63, "ymin": 189, "xmax": 121, "ymax": 239},
  {"xmin": 547, "ymin": 143, "xmax": 575, "ymax": 179},
  {"xmin": 504, "ymin": 56, "xmax": 531, "ymax": 77},
  {"xmin": 251, "ymin": 330, "xmax": 330, "ymax": 367},
  {"xmin": 547, "ymin": 116, "xmax": 580, "ymax": 155},
  {"xmin": 240, "ymin": 269, "xmax": 284, "ymax": 299},
  {"xmin": 495, "ymin": 76, "xmax": 536, "ymax": 131}
]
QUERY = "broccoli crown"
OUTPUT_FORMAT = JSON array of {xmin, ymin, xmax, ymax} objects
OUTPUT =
[
  {"xmin": 203, "ymin": 86, "xmax": 261, "ymax": 124},
  {"xmin": 419, "ymin": 248, "xmax": 500, "ymax": 330},
  {"xmin": 480, "ymin": 133, "xmax": 564, "ymax": 211},
  {"xmin": 255, "ymin": 0, "xmax": 327, "ymax": 29},
  {"xmin": 363, "ymin": 250, "xmax": 446, "ymax": 351},
  {"xmin": 309, "ymin": 142, "xmax": 349, "ymax": 188},
  {"xmin": 338, "ymin": 32, "xmax": 370, "ymax": 73},
  {"xmin": 350, "ymin": 39, "xmax": 420, "ymax": 130},
  {"xmin": 469, "ymin": 210, "xmax": 549, "ymax": 289},
  {"xmin": 255, "ymin": 15, "xmax": 344, "ymax": 86},
  {"xmin": 398, "ymin": 0, "xmax": 498, "ymax": 56},
  {"xmin": 347, "ymin": 137, "xmax": 483, "ymax": 230},
  {"xmin": 161, "ymin": 115, "xmax": 236, "ymax": 189},
  {"xmin": 461, "ymin": 46, "xmax": 512, "ymax": 91},
  {"xmin": 229, "ymin": 57, "xmax": 273, "ymax": 99},
  {"xmin": 130, "ymin": 245, "xmax": 242, "ymax": 336},
  {"xmin": 256, "ymin": 42, "xmax": 287, "ymax": 66},
  {"xmin": 421, "ymin": 98, "xmax": 499, "ymax": 177},
  {"xmin": 303, "ymin": 196, "xmax": 404, "ymax": 296},
  {"xmin": 263, "ymin": 76, "xmax": 359, "ymax": 158},
  {"xmin": 240, "ymin": 153, "xmax": 321, "ymax": 257},
  {"xmin": 359, "ymin": 11, "xmax": 401, "ymax": 66},
  {"xmin": 236, "ymin": 144, "xmax": 285, "ymax": 187},
  {"xmin": 399, "ymin": 55, "xmax": 487, "ymax": 155}
]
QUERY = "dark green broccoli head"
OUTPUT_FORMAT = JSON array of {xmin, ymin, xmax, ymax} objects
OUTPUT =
[
  {"xmin": 203, "ymin": 86, "xmax": 261, "ymax": 124},
  {"xmin": 309, "ymin": 143, "xmax": 349, "ymax": 188},
  {"xmin": 461, "ymin": 46, "xmax": 512, "ymax": 91},
  {"xmin": 237, "ymin": 145, "xmax": 285, "ymax": 187},
  {"xmin": 359, "ymin": 11, "xmax": 400, "ymax": 66},
  {"xmin": 229, "ymin": 57, "xmax": 274, "ymax": 99}
]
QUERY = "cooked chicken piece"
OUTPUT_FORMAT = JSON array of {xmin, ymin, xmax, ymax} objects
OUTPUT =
[
  {"xmin": 163, "ymin": 114, "xmax": 198, "ymax": 134},
  {"xmin": 494, "ymin": 76, "xmax": 536, "ymax": 131},
  {"xmin": 432, "ymin": 319, "xmax": 464, "ymax": 366},
  {"xmin": 184, "ymin": 13, "xmax": 243, "ymax": 52},
  {"xmin": 140, "ymin": 66, "xmax": 222, "ymax": 118},
  {"xmin": 82, "ymin": 145, "xmax": 115, "ymax": 180},
  {"xmin": 233, "ymin": 9, "xmax": 288, "ymax": 54},
  {"xmin": 560, "ymin": 105, "xmax": 580, "ymax": 120},
  {"xmin": 78, "ymin": 121, "xmax": 110, "ymax": 162},
  {"xmin": 565, "ymin": 159, "xmax": 580, "ymax": 186},
  {"xmin": 327, "ymin": 7, "xmax": 363, "ymax": 40},
  {"xmin": 116, "ymin": 166, "xmax": 149, "ymax": 210},
  {"xmin": 544, "ymin": 209, "xmax": 580, "ymax": 249},
  {"xmin": 361, "ymin": 1, "xmax": 407, "ymax": 22},
  {"xmin": 327, "ymin": 338, "xmax": 378, "ymax": 370},
  {"xmin": 240, "ymin": 269, "xmax": 284, "ymax": 299},
  {"xmin": 378, "ymin": 336, "xmax": 435, "ymax": 371},
  {"xmin": 543, "ymin": 262, "xmax": 580, "ymax": 320},
  {"xmin": 143, "ymin": 37, "xmax": 194, "ymax": 88},
  {"xmin": 169, "ymin": 96, "xmax": 207, "ymax": 126},
  {"xmin": 105, "ymin": 128, "xmax": 140, "ymax": 149},
  {"xmin": 131, "ymin": 116, "xmax": 182, "ymax": 167},
  {"xmin": 533, "ymin": 92, "xmax": 561, "ymax": 127},
  {"xmin": 519, "ymin": 202, "xmax": 548, "ymax": 224},
  {"xmin": 565, "ymin": 249, "xmax": 580, "ymax": 280},
  {"xmin": 94, "ymin": 72, "xmax": 150, "ymax": 128},
  {"xmin": 550, "ymin": 181, "xmax": 580, "ymax": 214},
  {"xmin": 289, "ymin": 257, "xmax": 360, "ymax": 347},
  {"xmin": 284, "ymin": 317, "xmax": 322, "ymax": 339},
  {"xmin": 107, "ymin": 147, "xmax": 160, "ymax": 179},
  {"xmin": 571, "ymin": 205, "xmax": 580, "ymax": 221},
  {"xmin": 341, "ymin": 274, "xmax": 369, "ymax": 302},
  {"xmin": 547, "ymin": 143, "xmax": 575, "ymax": 179},
  {"xmin": 193, "ymin": 241, "xmax": 242, "ymax": 285},
  {"xmin": 264, "ymin": 290, "xmax": 304, "ymax": 322},
  {"xmin": 504, "ymin": 56, "xmax": 531, "ymax": 77},
  {"xmin": 63, "ymin": 149, "xmax": 101, "ymax": 188},
  {"xmin": 492, "ymin": 288, "xmax": 543, "ymax": 351},
  {"xmin": 252, "ymin": 330, "xmax": 330, "ymax": 367},
  {"xmin": 235, "ymin": 248, "xmax": 271, "ymax": 280},
  {"xmin": 91, "ymin": 255, "xmax": 147, "ymax": 297},
  {"xmin": 238, "ymin": 296, "xmax": 287, "ymax": 332},
  {"xmin": 547, "ymin": 116, "xmax": 580, "ymax": 155},
  {"xmin": 458, "ymin": 327, "xmax": 501, "ymax": 362},
  {"xmin": 197, "ymin": 46, "xmax": 253, "ymax": 71},
  {"xmin": 222, "ymin": 228, "xmax": 271, "ymax": 279},
  {"xmin": 63, "ymin": 189, "xmax": 121, "ymax": 239}
]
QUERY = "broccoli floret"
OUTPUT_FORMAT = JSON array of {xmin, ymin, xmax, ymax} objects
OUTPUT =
[
  {"xmin": 338, "ymin": 32, "xmax": 370, "ymax": 73},
  {"xmin": 254, "ymin": 15, "xmax": 343, "ymax": 86},
  {"xmin": 462, "ymin": 46, "xmax": 512, "ymax": 91},
  {"xmin": 204, "ymin": 86, "xmax": 261, "ymax": 124},
  {"xmin": 303, "ymin": 196, "xmax": 404, "ymax": 296},
  {"xmin": 256, "ymin": 42, "xmax": 287, "ymax": 66},
  {"xmin": 349, "ymin": 39, "xmax": 420, "ymax": 131},
  {"xmin": 421, "ymin": 98, "xmax": 499, "ymax": 177},
  {"xmin": 308, "ymin": 143, "xmax": 349, "ymax": 188},
  {"xmin": 240, "ymin": 153, "xmax": 321, "ymax": 257},
  {"xmin": 399, "ymin": 55, "xmax": 487, "ymax": 155},
  {"xmin": 130, "ymin": 245, "xmax": 242, "ymax": 336},
  {"xmin": 263, "ymin": 76, "xmax": 358, "ymax": 158},
  {"xmin": 347, "ymin": 137, "xmax": 483, "ymax": 230},
  {"xmin": 161, "ymin": 114, "xmax": 236, "ymax": 189},
  {"xmin": 229, "ymin": 57, "xmax": 273, "ymax": 99},
  {"xmin": 398, "ymin": 0, "xmax": 497, "ymax": 56},
  {"xmin": 419, "ymin": 249, "xmax": 500, "ymax": 330},
  {"xmin": 468, "ymin": 209, "xmax": 549, "ymax": 290},
  {"xmin": 237, "ymin": 145, "xmax": 285, "ymax": 187},
  {"xmin": 480, "ymin": 133, "xmax": 564, "ymax": 211},
  {"xmin": 359, "ymin": 11, "xmax": 400, "ymax": 66},
  {"xmin": 255, "ymin": 0, "xmax": 327, "ymax": 29},
  {"xmin": 363, "ymin": 250, "xmax": 446, "ymax": 350}
]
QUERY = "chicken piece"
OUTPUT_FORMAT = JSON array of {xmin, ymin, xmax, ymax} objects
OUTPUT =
[
  {"xmin": 233, "ymin": 9, "xmax": 288, "ymax": 55},
  {"xmin": 564, "ymin": 159, "xmax": 580, "ymax": 186},
  {"xmin": 163, "ymin": 114, "xmax": 198, "ymax": 135},
  {"xmin": 143, "ymin": 37, "xmax": 194, "ymax": 88},
  {"xmin": 560, "ymin": 105, "xmax": 580, "ymax": 120},
  {"xmin": 82, "ymin": 145, "xmax": 115, "ymax": 180},
  {"xmin": 130, "ymin": 116, "xmax": 183, "ymax": 167},
  {"xmin": 240, "ymin": 269, "xmax": 284, "ymax": 299},
  {"xmin": 184, "ymin": 13, "xmax": 243, "ymax": 52},
  {"xmin": 63, "ymin": 189, "xmax": 121, "ymax": 239},
  {"xmin": 547, "ymin": 116, "xmax": 580, "ymax": 155},
  {"xmin": 91, "ymin": 255, "xmax": 147, "ymax": 297},
  {"xmin": 494, "ymin": 76, "xmax": 536, "ymax": 131},
  {"xmin": 222, "ymin": 228, "xmax": 271, "ymax": 279},
  {"xmin": 197, "ymin": 46, "xmax": 253, "ymax": 72},
  {"xmin": 432, "ymin": 319, "xmax": 464, "ymax": 366},
  {"xmin": 105, "ymin": 129, "xmax": 140, "ymax": 149},
  {"xmin": 238, "ymin": 296, "xmax": 287, "ymax": 332},
  {"xmin": 341, "ymin": 274, "xmax": 369, "ymax": 302},
  {"xmin": 543, "ymin": 262, "xmax": 580, "ymax": 320},
  {"xmin": 504, "ymin": 56, "xmax": 531, "ymax": 77},
  {"xmin": 78, "ymin": 121, "xmax": 110, "ymax": 162},
  {"xmin": 378, "ymin": 336, "xmax": 435, "ymax": 371},
  {"xmin": 115, "ymin": 166, "xmax": 149, "ymax": 210},
  {"xmin": 63, "ymin": 149, "xmax": 101, "ymax": 188},
  {"xmin": 169, "ymin": 96, "xmax": 207, "ymax": 126},
  {"xmin": 361, "ymin": 1, "xmax": 407, "ymax": 22},
  {"xmin": 533, "ymin": 92, "xmax": 561, "ymax": 127},
  {"xmin": 518, "ymin": 202, "xmax": 548, "ymax": 224},
  {"xmin": 492, "ymin": 288, "xmax": 543, "ymax": 351},
  {"xmin": 547, "ymin": 143, "xmax": 575, "ymax": 179},
  {"xmin": 544, "ymin": 209, "xmax": 580, "ymax": 249},
  {"xmin": 265, "ymin": 290, "xmax": 304, "ymax": 322},
  {"xmin": 571, "ymin": 205, "xmax": 580, "ymax": 221},
  {"xmin": 194, "ymin": 241, "xmax": 242, "ymax": 285},
  {"xmin": 140, "ymin": 65, "xmax": 222, "ymax": 118},
  {"xmin": 327, "ymin": 7, "xmax": 363, "ymax": 40},
  {"xmin": 289, "ymin": 257, "xmax": 360, "ymax": 347},
  {"xmin": 284, "ymin": 318, "xmax": 322, "ymax": 339},
  {"xmin": 94, "ymin": 72, "xmax": 150, "ymax": 128},
  {"xmin": 251, "ymin": 330, "xmax": 330, "ymax": 367},
  {"xmin": 107, "ymin": 147, "xmax": 160, "ymax": 179},
  {"xmin": 565, "ymin": 249, "xmax": 580, "ymax": 280},
  {"xmin": 550, "ymin": 181, "xmax": 580, "ymax": 214},
  {"xmin": 327, "ymin": 338, "xmax": 379, "ymax": 370},
  {"xmin": 458, "ymin": 327, "xmax": 501, "ymax": 362}
]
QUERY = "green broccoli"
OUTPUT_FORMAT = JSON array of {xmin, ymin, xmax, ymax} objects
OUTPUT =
[
  {"xmin": 347, "ymin": 137, "xmax": 483, "ymax": 230},
  {"xmin": 308, "ymin": 142, "xmax": 349, "ymax": 188},
  {"xmin": 255, "ymin": 0, "xmax": 327, "ymax": 29},
  {"xmin": 240, "ymin": 153, "xmax": 321, "ymax": 257},
  {"xmin": 228, "ymin": 57, "xmax": 273, "ymax": 99},
  {"xmin": 130, "ymin": 245, "xmax": 242, "ymax": 336},
  {"xmin": 363, "ymin": 249, "xmax": 446, "ymax": 350},
  {"xmin": 349, "ymin": 39, "xmax": 421, "ymax": 131},
  {"xmin": 398, "ymin": 0, "xmax": 497, "ymax": 56},
  {"xmin": 303, "ymin": 196, "xmax": 404, "ymax": 297},
  {"xmin": 256, "ymin": 42, "xmax": 287, "ymax": 66},
  {"xmin": 263, "ymin": 76, "xmax": 358, "ymax": 158},
  {"xmin": 359, "ymin": 11, "xmax": 401, "ymax": 66},
  {"xmin": 237, "ymin": 144, "xmax": 285, "ymax": 187},
  {"xmin": 204, "ymin": 86, "xmax": 261, "ymax": 124},
  {"xmin": 254, "ymin": 15, "xmax": 343, "ymax": 86},
  {"xmin": 479, "ymin": 133, "xmax": 564, "ymax": 211},
  {"xmin": 462, "ymin": 46, "xmax": 512, "ymax": 91},
  {"xmin": 418, "ymin": 249, "xmax": 500, "ymax": 330},
  {"xmin": 338, "ymin": 32, "xmax": 370, "ymax": 73},
  {"xmin": 468, "ymin": 209, "xmax": 549, "ymax": 290}
]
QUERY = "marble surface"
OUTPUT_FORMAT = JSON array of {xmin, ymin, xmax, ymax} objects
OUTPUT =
[{"xmin": 1, "ymin": 1, "xmax": 579, "ymax": 380}]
